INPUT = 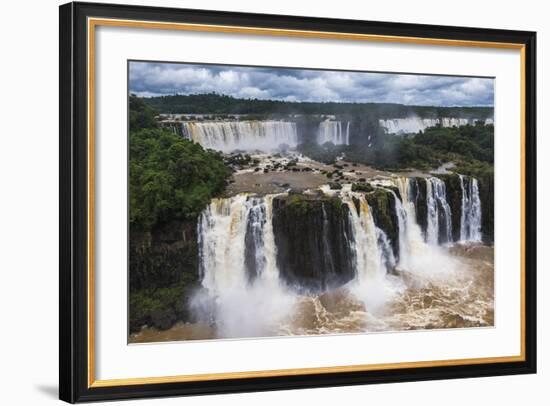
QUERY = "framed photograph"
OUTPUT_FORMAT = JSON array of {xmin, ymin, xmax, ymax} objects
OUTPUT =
[{"xmin": 59, "ymin": 1, "xmax": 536, "ymax": 403}]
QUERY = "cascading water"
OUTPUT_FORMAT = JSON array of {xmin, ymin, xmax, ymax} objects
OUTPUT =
[
  {"xmin": 379, "ymin": 117, "xmax": 486, "ymax": 135},
  {"xmin": 425, "ymin": 177, "xmax": 453, "ymax": 244},
  {"xmin": 376, "ymin": 228, "xmax": 396, "ymax": 272},
  {"xmin": 394, "ymin": 178, "xmax": 427, "ymax": 267},
  {"xmin": 195, "ymin": 193, "xmax": 294, "ymax": 337},
  {"xmin": 386, "ymin": 188, "xmax": 409, "ymax": 268},
  {"xmin": 181, "ymin": 121, "xmax": 298, "ymax": 153},
  {"xmin": 317, "ymin": 120, "xmax": 350, "ymax": 145},
  {"xmin": 337, "ymin": 188, "xmax": 400, "ymax": 312},
  {"xmin": 459, "ymin": 175, "xmax": 482, "ymax": 242},
  {"xmin": 342, "ymin": 194, "xmax": 384, "ymax": 280},
  {"xmin": 191, "ymin": 174, "xmax": 485, "ymax": 339},
  {"xmin": 386, "ymin": 177, "xmax": 464, "ymax": 280},
  {"xmin": 198, "ymin": 195, "xmax": 250, "ymax": 293}
]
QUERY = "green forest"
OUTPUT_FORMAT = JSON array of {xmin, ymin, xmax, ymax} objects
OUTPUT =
[
  {"xmin": 129, "ymin": 96, "xmax": 230, "ymax": 332},
  {"xmin": 300, "ymin": 121, "xmax": 493, "ymax": 175},
  {"xmin": 129, "ymin": 97, "xmax": 230, "ymax": 231},
  {"xmin": 141, "ymin": 92, "xmax": 493, "ymax": 119}
]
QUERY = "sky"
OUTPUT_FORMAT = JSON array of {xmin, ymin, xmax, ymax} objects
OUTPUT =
[{"xmin": 129, "ymin": 61, "xmax": 494, "ymax": 107}]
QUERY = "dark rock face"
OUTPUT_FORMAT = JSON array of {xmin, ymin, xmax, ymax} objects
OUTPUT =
[
  {"xmin": 477, "ymin": 174, "xmax": 494, "ymax": 244},
  {"xmin": 129, "ymin": 220, "xmax": 199, "ymax": 333},
  {"xmin": 436, "ymin": 199, "xmax": 451, "ymax": 244},
  {"xmin": 272, "ymin": 195, "xmax": 355, "ymax": 293},
  {"xmin": 365, "ymin": 188, "xmax": 400, "ymax": 260},
  {"xmin": 439, "ymin": 173, "xmax": 463, "ymax": 242},
  {"xmin": 294, "ymin": 117, "xmax": 323, "ymax": 144},
  {"xmin": 411, "ymin": 178, "xmax": 427, "ymax": 239},
  {"xmin": 437, "ymin": 172, "xmax": 493, "ymax": 244}
]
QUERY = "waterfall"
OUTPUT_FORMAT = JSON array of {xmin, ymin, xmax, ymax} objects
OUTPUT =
[
  {"xmin": 181, "ymin": 121, "xmax": 298, "ymax": 153},
  {"xmin": 244, "ymin": 196, "xmax": 280, "ymax": 283},
  {"xmin": 387, "ymin": 188, "xmax": 409, "ymax": 267},
  {"xmin": 379, "ymin": 117, "xmax": 484, "ymax": 135},
  {"xmin": 199, "ymin": 194, "xmax": 282, "ymax": 293},
  {"xmin": 339, "ymin": 191, "xmax": 399, "ymax": 312},
  {"xmin": 342, "ymin": 195, "xmax": 385, "ymax": 280},
  {"xmin": 194, "ymin": 173, "xmax": 481, "ymax": 337},
  {"xmin": 459, "ymin": 175, "xmax": 482, "ymax": 242},
  {"xmin": 425, "ymin": 177, "xmax": 453, "ymax": 244},
  {"xmin": 318, "ymin": 120, "xmax": 350, "ymax": 145},
  {"xmin": 196, "ymin": 193, "xmax": 293, "ymax": 337},
  {"xmin": 394, "ymin": 178, "xmax": 427, "ymax": 265},
  {"xmin": 390, "ymin": 177, "xmax": 457, "ymax": 275},
  {"xmin": 198, "ymin": 194, "xmax": 250, "ymax": 293},
  {"xmin": 376, "ymin": 227, "xmax": 396, "ymax": 274}
]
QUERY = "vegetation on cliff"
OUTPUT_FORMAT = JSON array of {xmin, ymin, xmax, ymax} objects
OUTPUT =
[
  {"xmin": 364, "ymin": 188, "xmax": 400, "ymax": 259},
  {"xmin": 272, "ymin": 194, "xmax": 354, "ymax": 292},
  {"xmin": 295, "ymin": 121, "xmax": 493, "ymax": 180},
  {"xmin": 129, "ymin": 96, "xmax": 230, "ymax": 333},
  {"xmin": 130, "ymin": 96, "xmax": 230, "ymax": 231}
]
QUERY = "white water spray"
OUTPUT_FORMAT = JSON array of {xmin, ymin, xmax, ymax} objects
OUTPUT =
[
  {"xmin": 425, "ymin": 177, "xmax": 453, "ymax": 244},
  {"xmin": 379, "ymin": 117, "xmax": 484, "ymax": 135},
  {"xmin": 195, "ymin": 194, "xmax": 294, "ymax": 337},
  {"xmin": 459, "ymin": 175, "xmax": 482, "ymax": 242},
  {"xmin": 182, "ymin": 121, "xmax": 298, "ymax": 153},
  {"xmin": 318, "ymin": 120, "xmax": 350, "ymax": 145}
]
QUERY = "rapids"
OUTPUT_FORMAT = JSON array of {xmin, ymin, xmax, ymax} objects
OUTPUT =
[{"xmin": 169, "ymin": 175, "xmax": 491, "ymax": 341}]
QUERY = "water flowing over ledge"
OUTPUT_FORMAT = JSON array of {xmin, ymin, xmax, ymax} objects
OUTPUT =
[
  {"xmin": 318, "ymin": 120, "xmax": 350, "ymax": 145},
  {"xmin": 379, "ymin": 117, "xmax": 494, "ymax": 135},
  {"xmin": 159, "ymin": 115, "xmax": 492, "ymax": 153},
  {"xmin": 181, "ymin": 121, "xmax": 298, "ymax": 153},
  {"xmin": 190, "ymin": 175, "xmax": 488, "ymax": 339}
]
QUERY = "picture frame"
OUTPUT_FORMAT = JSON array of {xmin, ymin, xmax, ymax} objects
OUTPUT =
[{"xmin": 59, "ymin": 1, "xmax": 537, "ymax": 403}]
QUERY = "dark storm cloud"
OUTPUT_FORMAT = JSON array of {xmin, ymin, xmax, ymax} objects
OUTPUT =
[{"xmin": 129, "ymin": 61, "xmax": 494, "ymax": 106}]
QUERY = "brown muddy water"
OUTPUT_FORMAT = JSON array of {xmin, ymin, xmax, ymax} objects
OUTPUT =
[{"xmin": 129, "ymin": 244, "xmax": 493, "ymax": 344}]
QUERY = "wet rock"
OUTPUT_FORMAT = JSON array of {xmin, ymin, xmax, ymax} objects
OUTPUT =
[
  {"xmin": 437, "ymin": 173, "xmax": 463, "ymax": 241},
  {"xmin": 272, "ymin": 195, "xmax": 355, "ymax": 293},
  {"xmin": 351, "ymin": 182, "xmax": 374, "ymax": 192},
  {"xmin": 365, "ymin": 188, "xmax": 400, "ymax": 259}
]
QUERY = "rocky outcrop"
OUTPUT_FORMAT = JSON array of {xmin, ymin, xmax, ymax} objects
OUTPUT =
[
  {"xmin": 364, "ymin": 188, "xmax": 400, "ymax": 259},
  {"xmin": 410, "ymin": 178, "xmax": 427, "ymax": 238},
  {"xmin": 477, "ymin": 173, "xmax": 494, "ymax": 244},
  {"xmin": 438, "ymin": 173, "xmax": 463, "ymax": 242},
  {"xmin": 129, "ymin": 220, "xmax": 200, "ymax": 332},
  {"xmin": 272, "ymin": 194, "xmax": 355, "ymax": 292}
]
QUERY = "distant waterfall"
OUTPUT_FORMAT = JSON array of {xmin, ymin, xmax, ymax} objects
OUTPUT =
[
  {"xmin": 425, "ymin": 177, "xmax": 453, "ymax": 244},
  {"xmin": 379, "ymin": 117, "xmax": 487, "ymax": 135},
  {"xmin": 181, "ymin": 121, "xmax": 298, "ymax": 153},
  {"xmin": 318, "ymin": 120, "xmax": 350, "ymax": 145},
  {"xmin": 459, "ymin": 175, "xmax": 482, "ymax": 242}
]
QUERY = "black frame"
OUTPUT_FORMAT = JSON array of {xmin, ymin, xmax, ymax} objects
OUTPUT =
[{"xmin": 60, "ymin": 1, "xmax": 537, "ymax": 403}]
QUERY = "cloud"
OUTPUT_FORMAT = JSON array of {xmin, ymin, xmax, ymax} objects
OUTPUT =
[{"xmin": 129, "ymin": 61, "xmax": 494, "ymax": 106}]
